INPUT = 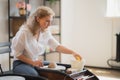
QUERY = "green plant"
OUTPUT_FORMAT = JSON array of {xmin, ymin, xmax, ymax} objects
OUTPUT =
[{"xmin": 49, "ymin": 0, "xmax": 56, "ymax": 4}]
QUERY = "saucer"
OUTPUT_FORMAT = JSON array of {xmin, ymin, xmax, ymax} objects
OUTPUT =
[{"xmin": 40, "ymin": 65, "xmax": 65, "ymax": 70}]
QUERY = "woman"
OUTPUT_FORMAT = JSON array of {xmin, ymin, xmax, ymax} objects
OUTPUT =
[{"xmin": 11, "ymin": 6, "xmax": 82, "ymax": 76}]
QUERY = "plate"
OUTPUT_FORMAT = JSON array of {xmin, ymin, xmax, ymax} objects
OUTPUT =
[
  {"xmin": 0, "ymin": 76, "xmax": 25, "ymax": 80},
  {"xmin": 40, "ymin": 65, "xmax": 65, "ymax": 70}
]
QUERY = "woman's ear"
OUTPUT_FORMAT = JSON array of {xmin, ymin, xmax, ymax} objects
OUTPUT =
[{"xmin": 36, "ymin": 16, "xmax": 40, "ymax": 22}]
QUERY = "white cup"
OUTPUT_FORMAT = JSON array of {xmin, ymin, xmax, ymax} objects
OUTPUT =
[{"xmin": 71, "ymin": 59, "xmax": 85, "ymax": 71}]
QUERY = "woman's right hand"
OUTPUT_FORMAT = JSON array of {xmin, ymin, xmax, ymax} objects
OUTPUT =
[
  {"xmin": 32, "ymin": 60, "xmax": 43, "ymax": 67},
  {"xmin": 17, "ymin": 54, "xmax": 44, "ymax": 67}
]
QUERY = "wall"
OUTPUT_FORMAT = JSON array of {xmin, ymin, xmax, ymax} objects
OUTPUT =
[
  {"xmin": 61, "ymin": 0, "xmax": 76, "ymax": 63},
  {"xmin": 0, "ymin": 0, "xmax": 9, "ymax": 71},
  {"xmin": 61, "ymin": 0, "xmax": 120, "ymax": 68}
]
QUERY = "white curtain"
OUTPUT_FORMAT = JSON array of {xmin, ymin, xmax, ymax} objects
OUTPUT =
[{"xmin": 106, "ymin": 0, "xmax": 120, "ymax": 17}]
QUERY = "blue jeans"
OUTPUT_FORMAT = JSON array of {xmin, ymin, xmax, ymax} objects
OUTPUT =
[{"xmin": 13, "ymin": 60, "xmax": 50, "ymax": 76}]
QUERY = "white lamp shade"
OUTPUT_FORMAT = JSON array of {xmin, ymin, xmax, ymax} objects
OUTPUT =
[{"xmin": 106, "ymin": 0, "xmax": 120, "ymax": 17}]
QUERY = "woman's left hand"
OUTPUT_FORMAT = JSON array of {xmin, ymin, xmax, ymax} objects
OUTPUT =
[{"xmin": 72, "ymin": 52, "xmax": 82, "ymax": 61}]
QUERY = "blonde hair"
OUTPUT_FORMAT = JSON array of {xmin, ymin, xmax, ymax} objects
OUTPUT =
[{"xmin": 26, "ymin": 6, "xmax": 55, "ymax": 35}]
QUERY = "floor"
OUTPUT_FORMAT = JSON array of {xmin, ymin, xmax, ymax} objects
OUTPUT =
[{"xmin": 86, "ymin": 66, "xmax": 120, "ymax": 79}]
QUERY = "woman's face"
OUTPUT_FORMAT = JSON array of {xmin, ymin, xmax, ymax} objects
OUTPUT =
[{"xmin": 37, "ymin": 15, "xmax": 53, "ymax": 32}]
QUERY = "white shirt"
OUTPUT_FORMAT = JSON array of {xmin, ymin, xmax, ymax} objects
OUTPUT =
[{"xmin": 11, "ymin": 25, "xmax": 60, "ymax": 61}]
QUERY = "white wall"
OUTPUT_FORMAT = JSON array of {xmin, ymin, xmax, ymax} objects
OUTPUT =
[
  {"xmin": 0, "ymin": 0, "xmax": 9, "ymax": 71},
  {"xmin": 61, "ymin": 0, "xmax": 76, "ymax": 64},
  {"xmin": 61, "ymin": 0, "xmax": 120, "ymax": 68}
]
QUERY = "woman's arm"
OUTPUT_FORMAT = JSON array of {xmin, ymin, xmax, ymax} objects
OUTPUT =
[
  {"xmin": 56, "ymin": 45, "xmax": 82, "ymax": 60},
  {"xmin": 17, "ymin": 54, "xmax": 43, "ymax": 67}
]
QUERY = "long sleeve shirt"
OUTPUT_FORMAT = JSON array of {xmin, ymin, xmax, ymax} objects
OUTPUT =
[{"xmin": 11, "ymin": 25, "xmax": 60, "ymax": 61}]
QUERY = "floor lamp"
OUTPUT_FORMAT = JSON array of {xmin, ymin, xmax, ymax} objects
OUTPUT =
[{"xmin": 106, "ymin": 0, "xmax": 120, "ymax": 69}]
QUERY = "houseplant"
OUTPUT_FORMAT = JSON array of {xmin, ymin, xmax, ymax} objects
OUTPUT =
[
  {"xmin": 49, "ymin": 0, "xmax": 57, "ymax": 4},
  {"xmin": 16, "ymin": 1, "xmax": 31, "ymax": 16}
]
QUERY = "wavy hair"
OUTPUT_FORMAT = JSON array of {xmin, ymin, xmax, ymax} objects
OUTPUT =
[{"xmin": 26, "ymin": 6, "xmax": 55, "ymax": 35}]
